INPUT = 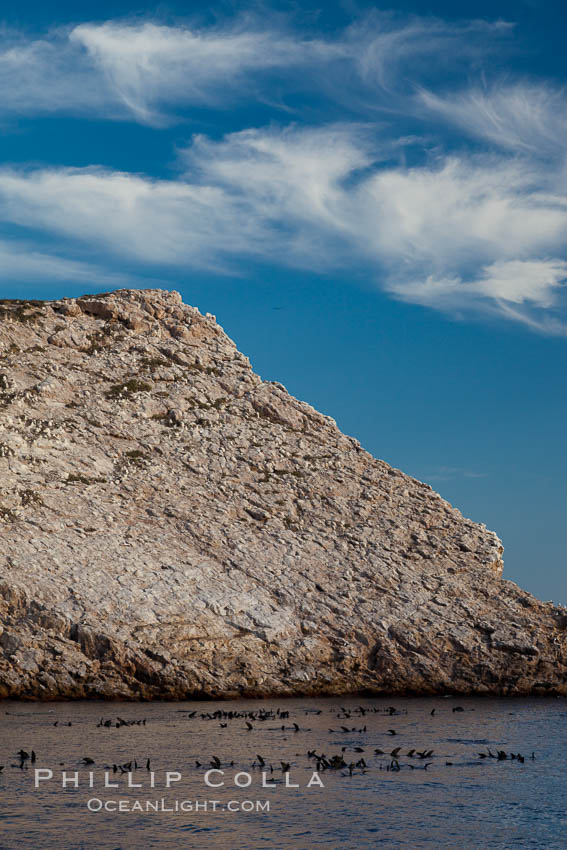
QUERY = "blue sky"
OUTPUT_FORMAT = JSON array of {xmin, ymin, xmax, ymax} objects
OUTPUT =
[{"xmin": 1, "ymin": 1, "xmax": 566, "ymax": 602}]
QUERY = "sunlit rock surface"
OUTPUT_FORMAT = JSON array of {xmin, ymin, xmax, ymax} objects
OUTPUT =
[{"xmin": 0, "ymin": 289, "xmax": 565, "ymax": 698}]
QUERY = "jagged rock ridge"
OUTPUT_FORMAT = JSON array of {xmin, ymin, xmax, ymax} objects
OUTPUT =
[{"xmin": 0, "ymin": 289, "xmax": 565, "ymax": 698}]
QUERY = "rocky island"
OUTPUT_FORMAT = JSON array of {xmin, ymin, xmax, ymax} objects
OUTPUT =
[{"xmin": 0, "ymin": 288, "xmax": 565, "ymax": 699}]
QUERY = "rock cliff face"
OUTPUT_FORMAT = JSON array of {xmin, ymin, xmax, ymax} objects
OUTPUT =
[{"xmin": 0, "ymin": 289, "xmax": 565, "ymax": 699}]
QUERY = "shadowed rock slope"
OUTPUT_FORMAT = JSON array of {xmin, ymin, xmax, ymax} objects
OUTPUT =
[{"xmin": 0, "ymin": 289, "xmax": 565, "ymax": 699}]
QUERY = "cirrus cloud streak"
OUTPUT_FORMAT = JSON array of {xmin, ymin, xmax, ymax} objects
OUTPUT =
[
  {"xmin": 0, "ymin": 13, "xmax": 510, "ymax": 125},
  {"xmin": 0, "ymin": 11, "xmax": 566, "ymax": 334},
  {"xmin": 0, "ymin": 122, "xmax": 566, "ymax": 332}
]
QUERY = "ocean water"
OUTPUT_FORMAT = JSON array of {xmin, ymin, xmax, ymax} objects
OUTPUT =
[{"xmin": 0, "ymin": 696, "xmax": 566, "ymax": 850}]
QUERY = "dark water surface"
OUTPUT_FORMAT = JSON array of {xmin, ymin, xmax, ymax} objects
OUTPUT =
[{"xmin": 0, "ymin": 696, "xmax": 566, "ymax": 849}]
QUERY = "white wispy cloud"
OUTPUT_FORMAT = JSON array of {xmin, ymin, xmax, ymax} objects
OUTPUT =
[
  {"xmin": 0, "ymin": 19, "xmax": 343, "ymax": 124},
  {"xmin": 0, "ymin": 126, "xmax": 377, "ymax": 273},
  {"xmin": 355, "ymin": 157, "xmax": 567, "ymax": 262},
  {"xmin": 0, "ymin": 124, "xmax": 566, "ymax": 331},
  {"xmin": 0, "ymin": 11, "xmax": 566, "ymax": 332},
  {"xmin": 0, "ymin": 167, "xmax": 258, "ymax": 270},
  {"xmin": 346, "ymin": 12, "xmax": 511, "ymax": 93},
  {"xmin": 419, "ymin": 82, "xmax": 567, "ymax": 158},
  {"xmin": 0, "ymin": 13, "xmax": 510, "ymax": 125},
  {"xmin": 69, "ymin": 20, "xmax": 344, "ymax": 124},
  {"xmin": 0, "ymin": 29, "xmax": 106, "ymax": 117},
  {"xmin": 0, "ymin": 238, "xmax": 133, "ymax": 285},
  {"xmin": 388, "ymin": 261, "xmax": 567, "ymax": 333}
]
